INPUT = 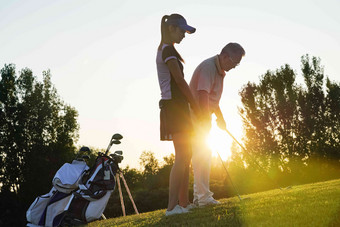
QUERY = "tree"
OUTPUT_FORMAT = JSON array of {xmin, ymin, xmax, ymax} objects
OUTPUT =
[
  {"xmin": 324, "ymin": 78, "xmax": 340, "ymax": 159},
  {"xmin": 0, "ymin": 64, "xmax": 79, "ymax": 204},
  {"xmin": 163, "ymin": 153, "xmax": 175, "ymax": 166},
  {"xmin": 121, "ymin": 166, "xmax": 143, "ymax": 191},
  {"xmin": 0, "ymin": 64, "xmax": 21, "ymax": 193},
  {"xmin": 239, "ymin": 55, "xmax": 340, "ymax": 174},
  {"xmin": 139, "ymin": 151, "xmax": 159, "ymax": 176},
  {"xmin": 239, "ymin": 64, "xmax": 298, "ymax": 172},
  {"xmin": 296, "ymin": 56, "xmax": 326, "ymax": 161}
]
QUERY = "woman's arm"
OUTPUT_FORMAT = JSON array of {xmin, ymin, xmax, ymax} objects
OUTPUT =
[{"xmin": 166, "ymin": 59, "xmax": 200, "ymax": 116}]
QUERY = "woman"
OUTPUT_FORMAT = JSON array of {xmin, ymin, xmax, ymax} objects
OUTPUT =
[{"xmin": 156, "ymin": 13, "xmax": 200, "ymax": 216}]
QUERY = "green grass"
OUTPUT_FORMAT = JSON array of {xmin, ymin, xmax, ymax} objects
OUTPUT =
[{"xmin": 88, "ymin": 179, "xmax": 340, "ymax": 227}]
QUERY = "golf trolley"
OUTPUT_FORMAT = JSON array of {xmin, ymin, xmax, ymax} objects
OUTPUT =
[{"xmin": 26, "ymin": 133, "xmax": 138, "ymax": 227}]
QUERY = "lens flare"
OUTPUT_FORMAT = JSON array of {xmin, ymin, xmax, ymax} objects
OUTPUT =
[{"xmin": 206, "ymin": 121, "xmax": 233, "ymax": 161}]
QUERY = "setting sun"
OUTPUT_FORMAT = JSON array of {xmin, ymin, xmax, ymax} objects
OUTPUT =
[{"xmin": 206, "ymin": 120, "xmax": 233, "ymax": 161}]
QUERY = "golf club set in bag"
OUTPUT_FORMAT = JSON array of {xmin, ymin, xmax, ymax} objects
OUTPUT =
[{"xmin": 26, "ymin": 133, "xmax": 137, "ymax": 226}]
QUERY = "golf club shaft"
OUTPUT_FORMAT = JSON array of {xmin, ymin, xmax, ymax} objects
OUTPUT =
[
  {"xmin": 105, "ymin": 140, "xmax": 114, "ymax": 155},
  {"xmin": 224, "ymin": 128, "xmax": 287, "ymax": 190},
  {"xmin": 216, "ymin": 151, "xmax": 243, "ymax": 201},
  {"xmin": 224, "ymin": 129, "xmax": 246, "ymax": 151},
  {"xmin": 224, "ymin": 128, "xmax": 266, "ymax": 172}
]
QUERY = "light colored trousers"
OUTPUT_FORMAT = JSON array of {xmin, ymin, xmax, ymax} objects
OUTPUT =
[{"xmin": 191, "ymin": 112, "xmax": 214, "ymax": 205}]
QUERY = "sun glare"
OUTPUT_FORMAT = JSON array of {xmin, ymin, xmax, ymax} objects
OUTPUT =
[{"xmin": 206, "ymin": 122, "xmax": 233, "ymax": 161}]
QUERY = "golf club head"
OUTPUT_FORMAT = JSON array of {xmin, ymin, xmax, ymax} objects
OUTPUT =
[
  {"xmin": 105, "ymin": 133, "xmax": 123, "ymax": 155},
  {"xmin": 112, "ymin": 133, "xmax": 123, "ymax": 141},
  {"xmin": 280, "ymin": 186, "xmax": 292, "ymax": 191},
  {"xmin": 237, "ymin": 194, "xmax": 250, "ymax": 201},
  {"xmin": 81, "ymin": 155, "xmax": 90, "ymax": 160},
  {"xmin": 110, "ymin": 153, "xmax": 124, "ymax": 163},
  {"xmin": 114, "ymin": 150, "xmax": 123, "ymax": 155},
  {"xmin": 240, "ymin": 197, "xmax": 250, "ymax": 201},
  {"xmin": 76, "ymin": 154, "xmax": 90, "ymax": 162},
  {"xmin": 79, "ymin": 146, "xmax": 91, "ymax": 153}
]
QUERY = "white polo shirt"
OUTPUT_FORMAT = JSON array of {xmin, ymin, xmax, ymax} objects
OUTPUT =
[{"xmin": 189, "ymin": 55, "xmax": 225, "ymax": 112}]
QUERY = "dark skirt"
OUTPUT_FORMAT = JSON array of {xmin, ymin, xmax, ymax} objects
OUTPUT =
[{"xmin": 159, "ymin": 99, "xmax": 193, "ymax": 141}]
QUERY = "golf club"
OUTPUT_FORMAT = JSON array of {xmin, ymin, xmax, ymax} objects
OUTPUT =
[
  {"xmin": 216, "ymin": 151, "xmax": 250, "ymax": 201},
  {"xmin": 112, "ymin": 134, "xmax": 123, "ymax": 140},
  {"xmin": 224, "ymin": 128, "xmax": 291, "ymax": 191},
  {"xmin": 76, "ymin": 147, "xmax": 91, "ymax": 161},
  {"xmin": 105, "ymin": 133, "xmax": 123, "ymax": 155},
  {"xmin": 110, "ymin": 150, "xmax": 124, "ymax": 164}
]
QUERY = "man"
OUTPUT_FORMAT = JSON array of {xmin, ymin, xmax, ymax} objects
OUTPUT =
[{"xmin": 190, "ymin": 42, "xmax": 245, "ymax": 206}]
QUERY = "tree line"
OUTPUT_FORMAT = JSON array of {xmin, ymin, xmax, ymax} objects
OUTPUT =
[
  {"xmin": 238, "ymin": 55, "xmax": 340, "ymax": 180},
  {"xmin": 0, "ymin": 64, "xmax": 79, "ymax": 226},
  {"xmin": 1, "ymin": 55, "xmax": 339, "ymax": 225}
]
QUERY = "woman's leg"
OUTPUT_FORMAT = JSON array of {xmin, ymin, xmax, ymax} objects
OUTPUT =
[
  {"xmin": 167, "ymin": 132, "xmax": 192, "ymax": 211},
  {"xmin": 178, "ymin": 136, "xmax": 192, "ymax": 207},
  {"xmin": 178, "ymin": 163, "xmax": 190, "ymax": 207}
]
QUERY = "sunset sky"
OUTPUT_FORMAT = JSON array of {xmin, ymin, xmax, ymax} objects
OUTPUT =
[{"xmin": 1, "ymin": 0, "xmax": 339, "ymax": 168}]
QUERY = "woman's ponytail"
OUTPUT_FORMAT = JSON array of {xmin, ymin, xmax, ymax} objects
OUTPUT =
[
  {"xmin": 157, "ymin": 14, "xmax": 184, "ymax": 63},
  {"xmin": 158, "ymin": 15, "xmax": 169, "ymax": 50}
]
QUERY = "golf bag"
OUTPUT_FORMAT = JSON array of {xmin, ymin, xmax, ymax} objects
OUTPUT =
[
  {"xmin": 26, "ymin": 159, "xmax": 89, "ymax": 226},
  {"xmin": 61, "ymin": 153, "xmax": 119, "ymax": 225},
  {"xmin": 27, "ymin": 135, "xmax": 124, "ymax": 226}
]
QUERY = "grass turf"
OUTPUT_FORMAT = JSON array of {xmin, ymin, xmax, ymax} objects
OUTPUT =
[{"xmin": 88, "ymin": 178, "xmax": 340, "ymax": 226}]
